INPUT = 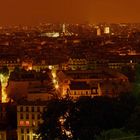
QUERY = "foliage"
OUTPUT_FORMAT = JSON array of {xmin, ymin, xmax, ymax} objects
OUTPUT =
[
  {"xmin": 95, "ymin": 129, "xmax": 135, "ymax": 140},
  {"xmin": 66, "ymin": 95, "xmax": 136, "ymax": 140},
  {"xmin": 37, "ymin": 94, "xmax": 136, "ymax": 140},
  {"xmin": 132, "ymin": 64, "xmax": 140, "ymax": 103},
  {"xmin": 37, "ymin": 99, "xmax": 73, "ymax": 140},
  {"xmin": 121, "ymin": 65, "xmax": 135, "ymax": 82},
  {"xmin": 0, "ymin": 66, "xmax": 9, "ymax": 76},
  {"xmin": 125, "ymin": 106, "xmax": 140, "ymax": 134}
]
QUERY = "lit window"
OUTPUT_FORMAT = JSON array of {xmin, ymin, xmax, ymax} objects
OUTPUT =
[
  {"xmin": 32, "ymin": 121, "xmax": 36, "ymax": 126},
  {"xmin": 25, "ymin": 121, "xmax": 30, "ymax": 126},
  {"xmin": 19, "ymin": 121, "xmax": 24, "ymax": 126}
]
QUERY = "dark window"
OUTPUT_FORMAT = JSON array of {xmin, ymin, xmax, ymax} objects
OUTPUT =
[
  {"xmin": 20, "ymin": 106, "xmax": 23, "ymax": 112},
  {"xmin": 37, "ymin": 114, "xmax": 40, "ymax": 119},
  {"xmin": 32, "ymin": 114, "xmax": 35, "ymax": 119},
  {"xmin": 27, "ymin": 129, "xmax": 29, "ymax": 134},
  {"xmin": 37, "ymin": 107, "xmax": 40, "ymax": 112},
  {"xmin": 20, "ymin": 113, "xmax": 24, "ymax": 119},
  {"xmin": 26, "ymin": 114, "xmax": 29, "ymax": 119},
  {"xmin": 26, "ymin": 107, "xmax": 29, "ymax": 112},
  {"xmin": 43, "ymin": 107, "xmax": 47, "ymax": 112},
  {"xmin": 27, "ymin": 135, "xmax": 30, "ymax": 140},
  {"xmin": 21, "ymin": 128, "xmax": 24, "ymax": 134},
  {"xmin": 31, "ymin": 107, "xmax": 34, "ymax": 112},
  {"xmin": 33, "ymin": 136, "xmax": 37, "ymax": 140},
  {"xmin": 21, "ymin": 135, "xmax": 24, "ymax": 140},
  {"xmin": 38, "ymin": 121, "xmax": 41, "ymax": 126}
]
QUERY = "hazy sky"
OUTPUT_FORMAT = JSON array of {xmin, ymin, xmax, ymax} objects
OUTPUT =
[{"xmin": 0, "ymin": 0, "xmax": 140, "ymax": 25}]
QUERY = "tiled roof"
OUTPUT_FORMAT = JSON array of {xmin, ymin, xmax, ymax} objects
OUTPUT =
[{"xmin": 69, "ymin": 81, "xmax": 90, "ymax": 90}]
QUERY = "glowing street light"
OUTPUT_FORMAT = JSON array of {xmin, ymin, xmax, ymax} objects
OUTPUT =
[
  {"xmin": 53, "ymin": 79, "xmax": 57, "ymax": 84},
  {"xmin": 55, "ymin": 84, "xmax": 59, "ymax": 89}
]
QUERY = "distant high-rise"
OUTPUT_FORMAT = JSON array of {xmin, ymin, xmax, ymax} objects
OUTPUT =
[
  {"xmin": 97, "ymin": 27, "xmax": 101, "ymax": 36},
  {"xmin": 62, "ymin": 23, "xmax": 66, "ymax": 34},
  {"xmin": 104, "ymin": 26, "xmax": 110, "ymax": 34}
]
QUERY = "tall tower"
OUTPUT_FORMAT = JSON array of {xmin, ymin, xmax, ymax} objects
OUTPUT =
[
  {"xmin": 62, "ymin": 23, "xmax": 66, "ymax": 34},
  {"xmin": 97, "ymin": 27, "xmax": 101, "ymax": 36},
  {"xmin": 104, "ymin": 27, "xmax": 110, "ymax": 34}
]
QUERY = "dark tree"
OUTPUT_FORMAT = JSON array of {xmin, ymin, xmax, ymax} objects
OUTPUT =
[
  {"xmin": 13, "ymin": 66, "xmax": 21, "ymax": 73},
  {"xmin": 121, "ymin": 65, "xmax": 135, "ymax": 82},
  {"xmin": 66, "ymin": 95, "xmax": 136, "ymax": 140},
  {"xmin": 132, "ymin": 64, "xmax": 140, "ymax": 103},
  {"xmin": 95, "ymin": 129, "xmax": 135, "ymax": 140},
  {"xmin": 125, "ymin": 106, "xmax": 140, "ymax": 134},
  {"xmin": 37, "ymin": 95, "xmax": 136, "ymax": 140},
  {"xmin": 0, "ymin": 66, "xmax": 9, "ymax": 76},
  {"xmin": 37, "ymin": 99, "xmax": 73, "ymax": 140}
]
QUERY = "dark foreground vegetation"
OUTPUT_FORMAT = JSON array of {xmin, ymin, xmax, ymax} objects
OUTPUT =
[{"xmin": 37, "ymin": 92, "xmax": 140, "ymax": 140}]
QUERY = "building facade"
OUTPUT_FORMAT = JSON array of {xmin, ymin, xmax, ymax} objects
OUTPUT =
[{"xmin": 17, "ymin": 102, "xmax": 46, "ymax": 140}]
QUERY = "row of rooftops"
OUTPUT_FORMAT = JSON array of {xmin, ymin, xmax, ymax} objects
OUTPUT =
[
  {"xmin": 69, "ymin": 81, "xmax": 93, "ymax": 90},
  {"xmin": 61, "ymin": 69, "xmax": 128, "ymax": 80},
  {"xmin": 0, "ymin": 44, "xmax": 140, "ymax": 67}
]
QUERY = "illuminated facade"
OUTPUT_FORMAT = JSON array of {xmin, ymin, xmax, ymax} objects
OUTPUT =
[
  {"xmin": 17, "ymin": 103, "xmax": 46, "ymax": 140},
  {"xmin": 67, "ymin": 58, "xmax": 88, "ymax": 70},
  {"xmin": 57, "ymin": 70, "xmax": 129, "ymax": 97},
  {"xmin": 0, "ymin": 57, "xmax": 21, "ymax": 103},
  {"xmin": 7, "ymin": 80, "xmax": 54, "ymax": 101},
  {"xmin": 0, "ymin": 74, "xmax": 9, "ymax": 103},
  {"xmin": 67, "ymin": 81, "xmax": 99, "ymax": 100},
  {"xmin": 41, "ymin": 32, "xmax": 60, "ymax": 37},
  {"xmin": 0, "ymin": 58, "xmax": 21, "ymax": 71}
]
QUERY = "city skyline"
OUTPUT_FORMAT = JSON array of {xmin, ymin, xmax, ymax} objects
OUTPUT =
[{"xmin": 0, "ymin": 0, "xmax": 140, "ymax": 25}]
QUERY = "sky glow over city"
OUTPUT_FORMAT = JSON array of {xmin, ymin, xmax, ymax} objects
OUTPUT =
[{"xmin": 0, "ymin": 0, "xmax": 140, "ymax": 25}]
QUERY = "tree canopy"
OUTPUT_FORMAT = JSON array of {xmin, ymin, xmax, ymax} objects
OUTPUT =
[{"xmin": 37, "ymin": 94, "xmax": 136, "ymax": 140}]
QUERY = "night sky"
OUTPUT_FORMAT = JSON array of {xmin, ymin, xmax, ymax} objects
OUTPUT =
[{"xmin": 0, "ymin": 0, "xmax": 140, "ymax": 25}]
